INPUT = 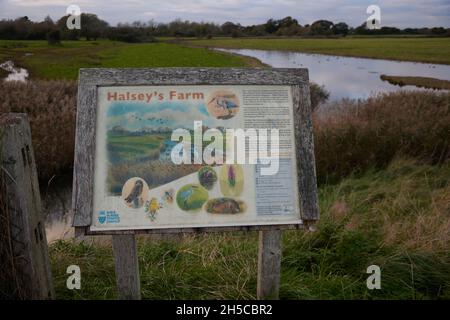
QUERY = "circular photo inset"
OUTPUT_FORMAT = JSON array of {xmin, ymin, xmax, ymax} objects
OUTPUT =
[
  {"xmin": 219, "ymin": 164, "xmax": 244, "ymax": 197},
  {"xmin": 176, "ymin": 184, "xmax": 208, "ymax": 211},
  {"xmin": 198, "ymin": 166, "xmax": 217, "ymax": 190},
  {"xmin": 205, "ymin": 198, "xmax": 246, "ymax": 214},
  {"xmin": 121, "ymin": 177, "xmax": 149, "ymax": 209},
  {"xmin": 206, "ymin": 90, "xmax": 240, "ymax": 120}
]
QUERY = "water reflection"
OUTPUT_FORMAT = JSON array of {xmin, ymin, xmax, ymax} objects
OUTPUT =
[
  {"xmin": 219, "ymin": 49, "xmax": 450, "ymax": 101},
  {"xmin": 0, "ymin": 60, "xmax": 29, "ymax": 82}
]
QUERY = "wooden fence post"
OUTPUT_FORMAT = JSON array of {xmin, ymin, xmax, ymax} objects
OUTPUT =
[
  {"xmin": 0, "ymin": 113, "xmax": 54, "ymax": 299},
  {"xmin": 257, "ymin": 229, "xmax": 282, "ymax": 300},
  {"xmin": 112, "ymin": 234, "xmax": 141, "ymax": 300}
]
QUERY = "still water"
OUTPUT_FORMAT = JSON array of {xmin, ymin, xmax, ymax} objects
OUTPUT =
[
  {"xmin": 218, "ymin": 49, "xmax": 450, "ymax": 101},
  {"xmin": 0, "ymin": 60, "xmax": 29, "ymax": 82}
]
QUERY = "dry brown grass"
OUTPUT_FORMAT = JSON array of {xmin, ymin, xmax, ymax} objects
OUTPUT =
[
  {"xmin": 1, "ymin": 81, "xmax": 448, "ymax": 187},
  {"xmin": 0, "ymin": 80, "xmax": 77, "ymax": 181},
  {"xmin": 314, "ymin": 90, "xmax": 450, "ymax": 183}
]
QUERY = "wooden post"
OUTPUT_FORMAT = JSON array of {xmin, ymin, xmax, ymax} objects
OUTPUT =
[
  {"xmin": 257, "ymin": 229, "xmax": 282, "ymax": 300},
  {"xmin": 0, "ymin": 113, "xmax": 54, "ymax": 299},
  {"xmin": 112, "ymin": 234, "xmax": 141, "ymax": 300}
]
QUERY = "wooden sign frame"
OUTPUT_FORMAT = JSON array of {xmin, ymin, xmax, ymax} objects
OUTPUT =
[
  {"xmin": 72, "ymin": 68, "xmax": 319, "ymax": 236},
  {"xmin": 72, "ymin": 67, "xmax": 319, "ymax": 299}
]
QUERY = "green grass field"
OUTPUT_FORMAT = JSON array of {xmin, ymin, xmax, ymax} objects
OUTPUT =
[
  {"xmin": 186, "ymin": 37, "xmax": 450, "ymax": 65},
  {"xmin": 107, "ymin": 133, "xmax": 166, "ymax": 163},
  {"xmin": 0, "ymin": 40, "xmax": 256, "ymax": 79},
  {"xmin": 50, "ymin": 159, "xmax": 450, "ymax": 299}
]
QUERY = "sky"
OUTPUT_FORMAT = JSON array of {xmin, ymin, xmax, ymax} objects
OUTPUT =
[
  {"xmin": 1, "ymin": 0, "xmax": 449, "ymax": 28},
  {"xmin": 107, "ymin": 100, "xmax": 216, "ymax": 131}
]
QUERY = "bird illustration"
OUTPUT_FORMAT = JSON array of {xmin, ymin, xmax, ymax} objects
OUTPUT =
[
  {"xmin": 125, "ymin": 179, "xmax": 144, "ymax": 208},
  {"xmin": 179, "ymin": 185, "xmax": 198, "ymax": 207},
  {"xmin": 209, "ymin": 96, "xmax": 238, "ymax": 115}
]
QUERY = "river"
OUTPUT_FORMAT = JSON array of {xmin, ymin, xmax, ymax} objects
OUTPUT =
[{"xmin": 218, "ymin": 48, "xmax": 450, "ymax": 101}]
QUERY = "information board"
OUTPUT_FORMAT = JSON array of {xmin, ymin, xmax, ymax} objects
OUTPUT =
[
  {"xmin": 92, "ymin": 85, "xmax": 300, "ymax": 231},
  {"xmin": 72, "ymin": 68, "xmax": 319, "ymax": 234}
]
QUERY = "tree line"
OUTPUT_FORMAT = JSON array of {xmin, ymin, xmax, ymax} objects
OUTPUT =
[{"xmin": 0, "ymin": 14, "xmax": 448, "ymax": 43}]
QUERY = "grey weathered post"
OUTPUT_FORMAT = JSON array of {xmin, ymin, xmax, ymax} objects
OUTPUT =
[
  {"xmin": 257, "ymin": 230, "xmax": 282, "ymax": 299},
  {"xmin": 0, "ymin": 113, "xmax": 54, "ymax": 299},
  {"xmin": 112, "ymin": 234, "xmax": 141, "ymax": 299}
]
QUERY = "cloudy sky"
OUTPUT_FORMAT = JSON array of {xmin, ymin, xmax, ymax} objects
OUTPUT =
[{"xmin": 1, "ymin": 0, "xmax": 449, "ymax": 28}]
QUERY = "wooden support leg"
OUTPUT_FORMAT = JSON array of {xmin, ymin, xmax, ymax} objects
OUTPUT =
[
  {"xmin": 257, "ymin": 229, "xmax": 282, "ymax": 300},
  {"xmin": 112, "ymin": 234, "xmax": 141, "ymax": 300}
]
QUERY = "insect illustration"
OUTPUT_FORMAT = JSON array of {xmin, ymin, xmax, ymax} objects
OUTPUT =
[
  {"xmin": 227, "ymin": 165, "xmax": 236, "ymax": 188},
  {"xmin": 145, "ymin": 197, "xmax": 161, "ymax": 221},
  {"xmin": 162, "ymin": 189, "xmax": 174, "ymax": 204},
  {"xmin": 124, "ymin": 179, "xmax": 144, "ymax": 208}
]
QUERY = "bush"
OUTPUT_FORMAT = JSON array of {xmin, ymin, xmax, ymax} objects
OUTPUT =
[{"xmin": 309, "ymin": 83, "xmax": 330, "ymax": 111}]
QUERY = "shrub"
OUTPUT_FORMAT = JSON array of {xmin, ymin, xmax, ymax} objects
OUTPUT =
[{"xmin": 309, "ymin": 83, "xmax": 330, "ymax": 111}]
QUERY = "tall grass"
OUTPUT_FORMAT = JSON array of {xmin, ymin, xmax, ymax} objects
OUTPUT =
[
  {"xmin": 314, "ymin": 91, "xmax": 450, "ymax": 184},
  {"xmin": 49, "ymin": 159, "xmax": 450, "ymax": 299},
  {"xmin": 0, "ymin": 80, "xmax": 76, "ymax": 180},
  {"xmin": 0, "ymin": 80, "xmax": 332, "ymax": 182},
  {"xmin": 1, "ymin": 81, "xmax": 448, "ymax": 185}
]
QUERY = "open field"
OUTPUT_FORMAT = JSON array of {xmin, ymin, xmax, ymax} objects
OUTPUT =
[
  {"xmin": 50, "ymin": 158, "xmax": 450, "ymax": 299},
  {"xmin": 0, "ymin": 40, "xmax": 260, "ymax": 79},
  {"xmin": 185, "ymin": 37, "xmax": 450, "ymax": 65},
  {"xmin": 107, "ymin": 133, "xmax": 167, "ymax": 164}
]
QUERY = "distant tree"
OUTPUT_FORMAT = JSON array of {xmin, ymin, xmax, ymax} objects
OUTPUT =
[
  {"xmin": 278, "ymin": 16, "xmax": 299, "ymax": 28},
  {"xmin": 221, "ymin": 21, "xmax": 241, "ymax": 36},
  {"xmin": 56, "ymin": 15, "xmax": 80, "ymax": 40},
  {"xmin": 404, "ymin": 28, "xmax": 419, "ymax": 35},
  {"xmin": 231, "ymin": 29, "xmax": 242, "ymax": 38},
  {"xmin": 431, "ymin": 27, "xmax": 446, "ymax": 35},
  {"xmin": 332, "ymin": 22, "xmax": 349, "ymax": 36},
  {"xmin": 310, "ymin": 20, "xmax": 334, "ymax": 35},
  {"xmin": 107, "ymin": 23, "xmax": 155, "ymax": 43},
  {"xmin": 264, "ymin": 18, "xmax": 278, "ymax": 34},
  {"xmin": 354, "ymin": 22, "xmax": 371, "ymax": 35},
  {"xmin": 46, "ymin": 29, "xmax": 61, "ymax": 45},
  {"xmin": 379, "ymin": 26, "xmax": 401, "ymax": 34},
  {"xmin": 80, "ymin": 13, "xmax": 108, "ymax": 40}
]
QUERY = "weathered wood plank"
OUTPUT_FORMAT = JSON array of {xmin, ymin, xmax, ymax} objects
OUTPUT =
[
  {"xmin": 112, "ymin": 234, "xmax": 141, "ymax": 300},
  {"xmin": 79, "ymin": 68, "xmax": 309, "ymax": 86},
  {"xmin": 80, "ymin": 223, "xmax": 304, "ymax": 236},
  {"xmin": 0, "ymin": 113, "xmax": 54, "ymax": 299},
  {"xmin": 257, "ymin": 229, "xmax": 282, "ymax": 300},
  {"xmin": 72, "ymin": 84, "xmax": 97, "ymax": 227},
  {"xmin": 293, "ymin": 83, "xmax": 320, "ymax": 222}
]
